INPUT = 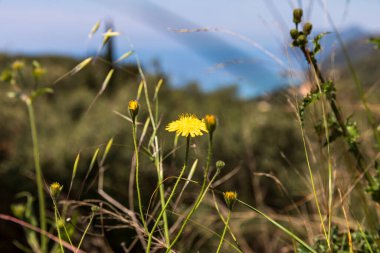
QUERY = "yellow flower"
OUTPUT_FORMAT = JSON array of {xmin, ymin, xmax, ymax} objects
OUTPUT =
[
  {"xmin": 223, "ymin": 191, "xmax": 237, "ymax": 210},
  {"xmin": 166, "ymin": 114, "xmax": 208, "ymax": 137}
]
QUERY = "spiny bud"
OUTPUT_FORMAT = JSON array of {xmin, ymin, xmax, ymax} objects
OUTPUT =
[
  {"xmin": 303, "ymin": 22, "xmax": 313, "ymax": 35},
  {"xmin": 128, "ymin": 100, "xmax": 139, "ymax": 122},
  {"xmin": 293, "ymin": 8, "xmax": 303, "ymax": 24},
  {"xmin": 204, "ymin": 114, "xmax": 217, "ymax": 134},
  {"xmin": 50, "ymin": 182, "xmax": 63, "ymax": 198},
  {"xmin": 216, "ymin": 160, "xmax": 225, "ymax": 170},
  {"xmin": 290, "ymin": 29, "xmax": 299, "ymax": 40},
  {"xmin": 223, "ymin": 191, "xmax": 237, "ymax": 210}
]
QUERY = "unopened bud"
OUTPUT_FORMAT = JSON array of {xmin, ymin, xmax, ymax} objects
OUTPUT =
[
  {"xmin": 303, "ymin": 22, "xmax": 313, "ymax": 35},
  {"xmin": 223, "ymin": 191, "xmax": 237, "ymax": 210},
  {"xmin": 216, "ymin": 160, "xmax": 225, "ymax": 170},
  {"xmin": 128, "ymin": 100, "xmax": 139, "ymax": 122},
  {"xmin": 290, "ymin": 29, "xmax": 299, "ymax": 40},
  {"xmin": 50, "ymin": 182, "xmax": 63, "ymax": 198},
  {"xmin": 204, "ymin": 114, "xmax": 217, "ymax": 134},
  {"xmin": 293, "ymin": 8, "xmax": 303, "ymax": 24},
  {"xmin": 297, "ymin": 34, "xmax": 307, "ymax": 45}
]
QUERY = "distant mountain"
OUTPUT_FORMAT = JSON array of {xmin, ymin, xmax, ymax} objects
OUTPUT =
[{"xmin": 319, "ymin": 26, "xmax": 375, "ymax": 67}]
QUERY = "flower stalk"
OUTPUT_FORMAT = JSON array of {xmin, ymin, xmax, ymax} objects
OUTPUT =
[{"xmin": 26, "ymin": 98, "xmax": 47, "ymax": 252}]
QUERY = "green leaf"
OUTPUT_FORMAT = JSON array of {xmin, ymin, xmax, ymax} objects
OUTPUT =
[
  {"xmin": 68, "ymin": 153, "xmax": 80, "ymax": 197},
  {"xmin": 312, "ymin": 32, "xmax": 330, "ymax": 55}
]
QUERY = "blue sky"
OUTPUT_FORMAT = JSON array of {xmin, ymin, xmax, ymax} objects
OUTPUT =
[{"xmin": 1, "ymin": 0, "xmax": 379, "ymax": 96}]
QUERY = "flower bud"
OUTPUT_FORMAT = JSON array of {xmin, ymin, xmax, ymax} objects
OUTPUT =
[
  {"xmin": 303, "ymin": 22, "xmax": 313, "ymax": 35},
  {"xmin": 50, "ymin": 182, "xmax": 63, "ymax": 198},
  {"xmin": 293, "ymin": 8, "xmax": 303, "ymax": 24},
  {"xmin": 216, "ymin": 160, "xmax": 225, "ymax": 170},
  {"xmin": 297, "ymin": 34, "xmax": 307, "ymax": 45},
  {"xmin": 223, "ymin": 191, "xmax": 237, "ymax": 210},
  {"xmin": 91, "ymin": 205, "xmax": 100, "ymax": 212},
  {"xmin": 204, "ymin": 114, "xmax": 217, "ymax": 134},
  {"xmin": 128, "ymin": 100, "xmax": 139, "ymax": 122},
  {"xmin": 290, "ymin": 29, "xmax": 299, "ymax": 40}
]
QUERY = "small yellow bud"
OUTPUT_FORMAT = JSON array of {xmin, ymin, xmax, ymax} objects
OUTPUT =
[
  {"xmin": 293, "ymin": 8, "xmax": 303, "ymax": 24},
  {"xmin": 12, "ymin": 60, "xmax": 25, "ymax": 71},
  {"xmin": 128, "ymin": 100, "xmax": 139, "ymax": 122},
  {"xmin": 204, "ymin": 114, "xmax": 217, "ymax": 134},
  {"xmin": 223, "ymin": 191, "xmax": 237, "ymax": 210},
  {"xmin": 50, "ymin": 182, "xmax": 63, "ymax": 198}
]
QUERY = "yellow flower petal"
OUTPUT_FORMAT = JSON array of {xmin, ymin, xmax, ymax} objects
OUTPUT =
[{"xmin": 166, "ymin": 114, "xmax": 207, "ymax": 138}]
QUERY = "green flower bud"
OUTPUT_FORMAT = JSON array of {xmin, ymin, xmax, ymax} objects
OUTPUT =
[
  {"xmin": 290, "ymin": 29, "xmax": 299, "ymax": 40},
  {"xmin": 293, "ymin": 8, "xmax": 303, "ymax": 24},
  {"xmin": 303, "ymin": 22, "xmax": 313, "ymax": 35},
  {"xmin": 91, "ymin": 205, "xmax": 100, "ymax": 212},
  {"xmin": 297, "ymin": 34, "xmax": 307, "ymax": 45},
  {"xmin": 216, "ymin": 160, "xmax": 225, "ymax": 170}
]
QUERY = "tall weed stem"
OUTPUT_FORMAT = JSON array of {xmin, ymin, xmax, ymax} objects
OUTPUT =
[
  {"xmin": 216, "ymin": 210, "xmax": 231, "ymax": 253},
  {"xmin": 165, "ymin": 134, "xmax": 214, "ymax": 252},
  {"xmin": 132, "ymin": 121, "xmax": 147, "ymax": 232},
  {"xmin": 146, "ymin": 136, "xmax": 190, "ymax": 252},
  {"xmin": 26, "ymin": 99, "xmax": 47, "ymax": 252}
]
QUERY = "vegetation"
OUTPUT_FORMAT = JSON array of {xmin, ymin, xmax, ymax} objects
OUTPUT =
[{"xmin": 0, "ymin": 8, "xmax": 380, "ymax": 253}]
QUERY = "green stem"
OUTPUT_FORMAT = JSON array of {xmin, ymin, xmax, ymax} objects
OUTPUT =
[
  {"xmin": 237, "ymin": 199, "xmax": 316, "ymax": 253},
  {"xmin": 165, "ymin": 134, "xmax": 214, "ymax": 252},
  {"xmin": 216, "ymin": 210, "xmax": 231, "ymax": 253},
  {"xmin": 299, "ymin": 120, "xmax": 330, "ymax": 250},
  {"xmin": 76, "ymin": 212, "xmax": 94, "ymax": 253},
  {"xmin": 132, "ymin": 121, "xmax": 147, "ymax": 232},
  {"xmin": 54, "ymin": 208, "xmax": 65, "ymax": 253},
  {"xmin": 155, "ymin": 154, "xmax": 171, "ymax": 244},
  {"xmin": 146, "ymin": 136, "xmax": 190, "ymax": 253},
  {"xmin": 26, "ymin": 99, "xmax": 47, "ymax": 252}
]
